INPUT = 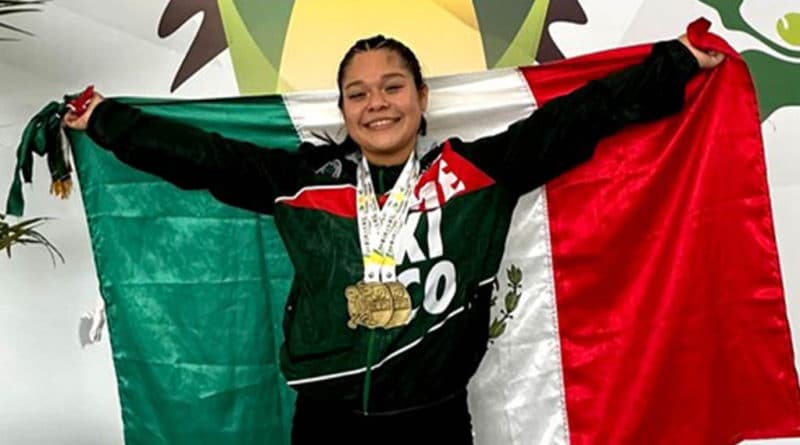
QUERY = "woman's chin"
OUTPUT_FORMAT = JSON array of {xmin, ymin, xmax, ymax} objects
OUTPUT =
[{"xmin": 361, "ymin": 143, "xmax": 414, "ymax": 164}]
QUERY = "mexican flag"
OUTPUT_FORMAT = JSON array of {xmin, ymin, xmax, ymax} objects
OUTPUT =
[{"xmin": 9, "ymin": 21, "xmax": 800, "ymax": 445}]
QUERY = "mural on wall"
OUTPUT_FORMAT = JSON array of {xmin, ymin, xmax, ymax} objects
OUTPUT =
[
  {"xmin": 156, "ymin": 0, "xmax": 800, "ymax": 121},
  {"xmin": 159, "ymin": 0, "xmax": 587, "ymax": 94},
  {"xmin": 157, "ymin": 0, "xmax": 227, "ymax": 93},
  {"xmin": 700, "ymin": 0, "xmax": 800, "ymax": 119}
]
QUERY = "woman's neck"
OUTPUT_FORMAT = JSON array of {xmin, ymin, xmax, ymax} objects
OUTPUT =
[{"xmin": 361, "ymin": 139, "xmax": 416, "ymax": 166}]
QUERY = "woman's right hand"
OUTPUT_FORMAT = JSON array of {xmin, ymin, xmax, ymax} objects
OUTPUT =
[{"xmin": 63, "ymin": 93, "xmax": 105, "ymax": 131}]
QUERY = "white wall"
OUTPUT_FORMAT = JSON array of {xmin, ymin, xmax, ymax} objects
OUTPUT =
[{"xmin": 0, "ymin": 1, "xmax": 236, "ymax": 443}]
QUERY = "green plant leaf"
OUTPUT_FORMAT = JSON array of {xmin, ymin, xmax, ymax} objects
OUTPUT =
[
  {"xmin": 0, "ymin": 1, "xmax": 47, "ymax": 5},
  {"xmin": 0, "ymin": 7, "xmax": 41, "ymax": 16},
  {"xmin": 0, "ymin": 214, "xmax": 62, "ymax": 264},
  {"xmin": 0, "ymin": 20, "xmax": 33, "ymax": 36},
  {"xmin": 0, "ymin": 1, "xmax": 46, "ymax": 39}
]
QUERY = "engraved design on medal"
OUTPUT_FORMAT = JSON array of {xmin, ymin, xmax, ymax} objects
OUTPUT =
[
  {"xmin": 384, "ymin": 282, "xmax": 412, "ymax": 328},
  {"xmin": 345, "ymin": 281, "xmax": 412, "ymax": 330},
  {"xmin": 345, "ymin": 282, "xmax": 394, "ymax": 329}
]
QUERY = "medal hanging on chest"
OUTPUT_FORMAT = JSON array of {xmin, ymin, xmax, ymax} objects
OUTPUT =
[{"xmin": 345, "ymin": 152, "xmax": 416, "ymax": 330}]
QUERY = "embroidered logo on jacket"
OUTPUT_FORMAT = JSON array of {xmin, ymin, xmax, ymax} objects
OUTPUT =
[{"xmin": 315, "ymin": 159, "xmax": 343, "ymax": 179}]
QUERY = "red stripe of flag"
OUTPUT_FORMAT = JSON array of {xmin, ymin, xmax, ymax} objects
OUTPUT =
[{"xmin": 523, "ymin": 31, "xmax": 800, "ymax": 444}]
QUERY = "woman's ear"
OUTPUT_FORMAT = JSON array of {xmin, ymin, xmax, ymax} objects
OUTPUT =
[{"xmin": 419, "ymin": 84, "xmax": 429, "ymax": 112}]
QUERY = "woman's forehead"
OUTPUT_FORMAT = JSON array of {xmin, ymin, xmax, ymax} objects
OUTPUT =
[{"xmin": 343, "ymin": 49, "xmax": 409, "ymax": 84}]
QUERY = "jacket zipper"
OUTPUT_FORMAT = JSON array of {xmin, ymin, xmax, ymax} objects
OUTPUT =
[{"xmin": 362, "ymin": 331, "xmax": 376, "ymax": 413}]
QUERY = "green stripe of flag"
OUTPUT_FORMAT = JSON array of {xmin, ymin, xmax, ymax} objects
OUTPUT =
[{"xmin": 72, "ymin": 94, "xmax": 300, "ymax": 445}]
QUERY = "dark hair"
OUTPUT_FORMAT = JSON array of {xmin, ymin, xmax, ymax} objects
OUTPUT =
[{"xmin": 336, "ymin": 34, "xmax": 427, "ymax": 136}]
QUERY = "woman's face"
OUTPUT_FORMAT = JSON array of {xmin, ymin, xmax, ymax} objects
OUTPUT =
[{"xmin": 340, "ymin": 48, "xmax": 428, "ymax": 165}]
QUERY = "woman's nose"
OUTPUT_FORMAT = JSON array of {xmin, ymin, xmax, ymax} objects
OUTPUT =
[{"xmin": 367, "ymin": 91, "xmax": 389, "ymax": 110}]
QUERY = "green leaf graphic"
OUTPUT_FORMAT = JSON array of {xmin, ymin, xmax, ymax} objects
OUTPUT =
[
  {"xmin": 508, "ymin": 265, "xmax": 522, "ymax": 285},
  {"xmin": 505, "ymin": 291, "xmax": 519, "ymax": 313},
  {"xmin": 489, "ymin": 319, "xmax": 507, "ymax": 338},
  {"xmin": 777, "ymin": 12, "xmax": 800, "ymax": 47}
]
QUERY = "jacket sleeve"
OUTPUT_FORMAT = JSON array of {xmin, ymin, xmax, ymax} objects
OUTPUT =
[
  {"xmin": 86, "ymin": 99, "xmax": 310, "ymax": 214},
  {"xmin": 449, "ymin": 39, "xmax": 700, "ymax": 196}
]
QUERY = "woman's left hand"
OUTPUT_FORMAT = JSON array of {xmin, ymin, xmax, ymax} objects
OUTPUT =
[{"xmin": 678, "ymin": 34, "xmax": 725, "ymax": 69}]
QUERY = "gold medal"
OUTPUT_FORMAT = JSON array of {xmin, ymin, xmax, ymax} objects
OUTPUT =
[
  {"xmin": 384, "ymin": 281, "xmax": 412, "ymax": 328},
  {"xmin": 344, "ymin": 281, "xmax": 412, "ymax": 330},
  {"xmin": 345, "ymin": 282, "xmax": 393, "ymax": 329}
]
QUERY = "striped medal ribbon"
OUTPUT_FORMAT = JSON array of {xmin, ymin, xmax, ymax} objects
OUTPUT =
[{"xmin": 344, "ymin": 151, "xmax": 417, "ymax": 330}]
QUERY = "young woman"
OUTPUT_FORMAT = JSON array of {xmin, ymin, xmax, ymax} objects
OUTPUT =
[{"xmin": 64, "ymin": 34, "xmax": 723, "ymax": 444}]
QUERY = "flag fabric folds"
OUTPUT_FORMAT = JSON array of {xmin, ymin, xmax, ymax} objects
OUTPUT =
[{"xmin": 18, "ymin": 26, "xmax": 799, "ymax": 445}]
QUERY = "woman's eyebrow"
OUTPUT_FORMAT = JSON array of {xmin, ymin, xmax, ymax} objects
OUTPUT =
[
  {"xmin": 381, "ymin": 72, "xmax": 406, "ymax": 81},
  {"xmin": 344, "ymin": 72, "xmax": 407, "ymax": 90}
]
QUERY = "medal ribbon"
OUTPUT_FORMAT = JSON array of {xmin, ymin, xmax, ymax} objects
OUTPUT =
[{"xmin": 356, "ymin": 151, "xmax": 418, "ymax": 284}]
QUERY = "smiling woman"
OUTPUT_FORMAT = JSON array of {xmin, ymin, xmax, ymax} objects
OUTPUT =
[
  {"xmin": 60, "ymin": 29, "xmax": 720, "ymax": 445},
  {"xmin": 338, "ymin": 37, "xmax": 429, "ymax": 166}
]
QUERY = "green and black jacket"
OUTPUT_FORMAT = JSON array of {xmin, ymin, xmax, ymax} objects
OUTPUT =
[{"xmin": 87, "ymin": 41, "xmax": 698, "ymax": 414}]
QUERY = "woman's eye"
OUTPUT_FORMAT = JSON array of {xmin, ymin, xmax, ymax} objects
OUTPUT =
[
  {"xmin": 385, "ymin": 85, "xmax": 403, "ymax": 93},
  {"xmin": 348, "ymin": 92, "xmax": 366, "ymax": 100}
]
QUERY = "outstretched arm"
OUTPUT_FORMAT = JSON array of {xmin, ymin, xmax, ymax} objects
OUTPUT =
[
  {"xmin": 66, "ymin": 95, "xmax": 308, "ymax": 214},
  {"xmin": 451, "ymin": 38, "xmax": 723, "ymax": 196}
]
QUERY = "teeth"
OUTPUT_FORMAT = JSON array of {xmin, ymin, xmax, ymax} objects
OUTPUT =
[{"xmin": 367, "ymin": 119, "xmax": 395, "ymax": 129}]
